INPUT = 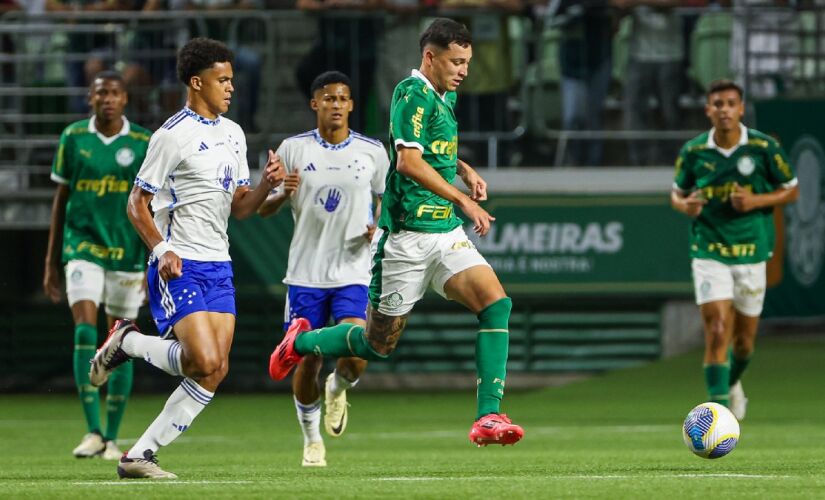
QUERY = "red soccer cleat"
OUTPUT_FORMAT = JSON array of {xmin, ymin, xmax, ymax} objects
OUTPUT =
[
  {"xmin": 268, "ymin": 317, "xmax": 310, "ymax": 381},
  {"xmin": 469, "ymin": 413, "xmax": 524, "ymax": 447}
]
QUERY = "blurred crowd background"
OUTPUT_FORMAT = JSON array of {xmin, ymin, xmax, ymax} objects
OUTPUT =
[{"xmin": 1, "ymin": 1, "xmax": 824, "ymax": 173}]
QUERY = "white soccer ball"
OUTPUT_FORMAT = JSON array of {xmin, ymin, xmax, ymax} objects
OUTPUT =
[{"xmin": 682, "ymin": 402, "xmax": 740, "ymax": 459}]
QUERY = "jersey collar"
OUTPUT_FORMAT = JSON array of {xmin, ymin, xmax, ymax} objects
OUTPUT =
[
  {"xmin": 411, "ymin": 69, "xmax": 447, "ymax": 102},
  {"xmin": 88, "ymin": 115, "xmax": 130, "ymax": 146},
  {"xmin": 707, "ymin": 123, "xmax": 748, "ymax": 158},
  {"xmin": 183, "ymin": 106, "xmax": 221, "ymax": 126},
  {"xmin": 312, "ymin": 128, "xmax": 352, "ymax": 150}
]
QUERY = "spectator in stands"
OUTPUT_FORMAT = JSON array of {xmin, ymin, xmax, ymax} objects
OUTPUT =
[
  {"xmin": 730, "ymin": 0, "xmax": 798, "ymax": 99},
  {"xmin": 47, "ymin": 0, "xmax": 134, "ymax": 113},
  {"xmin": 374, "ymin": 0, "xmax": 422, "ymax": 129},
  {"xmin": 173, "ymin": 0, "xmax": 264, "ymax": 132},
  {"xmin": 439, "ymin": 1, "xmax": 524, "ymax": 138},
  {"xmin": 552, "ymin": 0, "xmax": 616, "ymax": 166},
  {"xmin": 622, "ymin": 1, "xmax": 685, "ymax": 166},
  {"xmin": 294, "ymin": 0, "xmax": 382, "ymax": 132}
]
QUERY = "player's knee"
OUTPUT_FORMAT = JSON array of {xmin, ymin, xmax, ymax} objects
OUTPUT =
[
  {"xmin": 705, "ymin": 318, "xmax": 727, "ymax": 347},
  {"xmin": 189, "ymin": 351, "xmax": 222, "ymax": 379}
]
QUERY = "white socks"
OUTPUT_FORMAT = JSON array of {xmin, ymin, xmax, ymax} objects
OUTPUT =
[
  {"xmin": 122, "ymin": 332, "xmax": 183, "ymax": 377},
  {"xmin": 127, "ymin": 378, "xmax": 213, "ymax": 459},
  {"xmin": 328, "ymin": 371, "xmax": 358, "ymax": 396},
  {"xmin": 294, "ymin": 396, "xmax": 322, "ymax": 445}
]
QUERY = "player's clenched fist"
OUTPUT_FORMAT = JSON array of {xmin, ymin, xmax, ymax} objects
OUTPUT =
[
  {"xmin": 263, "ymin": 149, "xmax": 286, "ymax": 188},
  {"xmin": 283, "ymin": 172, "xmax": 300, "ymax": 196}
]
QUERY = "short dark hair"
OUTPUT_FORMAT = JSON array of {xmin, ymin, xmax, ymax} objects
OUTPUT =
[
  {"xmin": 90, "ymin": 70, "xmax": 125, "ymax": 89},
  {"xmin": 310, "ymin": 71, "xmax": 352, "ymax": 95},
  {"xmin": 177, "ymin": 37, "xmax": 234, "ymax": 85},
  {"xmin": 419, "ymin": 18, "xmax": 472, "ymax": 54},
  {"xmin": 707, "ymin": 79, "xmax": 744, "ymax": 100}
]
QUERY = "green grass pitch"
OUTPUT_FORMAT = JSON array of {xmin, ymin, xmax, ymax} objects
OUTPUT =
[{"xmin": 1, "ymin": 336, "xmax": 824, "ymax": 499}]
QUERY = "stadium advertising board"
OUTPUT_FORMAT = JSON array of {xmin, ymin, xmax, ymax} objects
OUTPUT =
[
  {"xmin": 757, "ymin": 100, "xmax": 825, "ymax": 317},
  {"xmin": 467, "ymin": 194, "xmax": 693, "ymax": 295}
]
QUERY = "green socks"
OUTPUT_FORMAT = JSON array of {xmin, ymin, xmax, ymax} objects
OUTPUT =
[
  {"xmin": 74, "ymin": 323, "xmax": 101, "ymax": 434},
  {"xmin": 475, "ymin": 298, "xmax": 512, "ymax": 419},
  {"xmin": 104, "ymin": 361, "xmax": 133, "ymax": 441},
  {"xmin": 728, "ymin": 348, "xmax": 752, "ymax": 387},
  {"xmin": 704, "ymin": 363, "xmax": 730, "ymax": 407},
  {"xmin": 294, "ymin": 322, "xmax": 389, "ymax": 361}
]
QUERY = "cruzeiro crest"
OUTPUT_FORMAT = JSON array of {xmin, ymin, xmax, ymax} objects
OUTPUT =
[
  {"xmin": 786, "ymin": 136, "xmax": 825, "ymax": 286},
  {"xmin": 216, "ymin": 162, "xmax": 236, "ymax": 192}
]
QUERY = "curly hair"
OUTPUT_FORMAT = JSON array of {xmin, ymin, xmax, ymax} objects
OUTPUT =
[{"xmin": 177, "ymin": 37, "xmax": 234, "ymax": 85}]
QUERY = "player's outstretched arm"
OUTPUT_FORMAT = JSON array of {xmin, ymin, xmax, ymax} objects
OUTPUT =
[
  {"xmin": 43, "ymin": 184, "xmax": 69, "ymax": 303},
  {"xmin": 232, "ymin": 149, "xmax": 285, "ymax": 219},
  {"xmin": 397, "ymin": 147, "xmax": 494, "ymax": 236},
  {"xmin": 127, "ymin": 185, "xmax": 182, "ymax": 280}
]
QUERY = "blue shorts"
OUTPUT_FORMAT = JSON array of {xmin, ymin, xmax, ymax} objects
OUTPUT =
[
  {"xmin": 148, "ymin": 259, "xmax": 236, "ymax": 337},
  {"xmin": 284, "ymin": 284, "xmax": 368, "ymax": 331}
]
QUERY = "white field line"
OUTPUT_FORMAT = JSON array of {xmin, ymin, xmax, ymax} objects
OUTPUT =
[
  {"xmin": 371, "ymin": 473, "xmax": 793, "ymax": 481},
  {"xmin": 346, "ymin": 424, "xmax": 675, "ymax": 440},
  {"xmin": 71, "ymin": 480, "xmax": 253, "ymax": 486}
]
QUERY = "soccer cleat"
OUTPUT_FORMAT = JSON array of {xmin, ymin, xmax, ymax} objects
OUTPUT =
[
  {"xmin": 268, "ymin": 318, "xmax": 309, "ymax": 381},
  {"xmin": 324, "ymin": 373, "xmax": 350, "ymax": 437},
  {"xmin": 101, "ymin": 440, "xmax": 123, "ymax": 461},
  {"xmin": 729, "ymin": 380, "xmax": 748, "ymax": 421},
  {"xmin": 89, "ymin": 319, "xmax": 138, "ymax": 387},
  {"xmin": 469, "ymin": 413, "xmax": 524, "ymax": 447},
  {"xmin": 72, "ymin": 432, "xmax": 105, "ymax": 458},
  {"xmin": 118, "ymin": 449, "xmax": 178, "ymax": 479},
  {"xmin": 302, "ymin": 441, "xmax": 327, "ymax": 467}
]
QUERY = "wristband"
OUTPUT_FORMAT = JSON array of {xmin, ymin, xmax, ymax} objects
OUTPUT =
[{"xmin": 152, "ymin": 241, "xmax": 171, "ymax": 260}]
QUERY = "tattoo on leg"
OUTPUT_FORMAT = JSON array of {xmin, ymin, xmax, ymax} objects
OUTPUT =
[{"xmin": 365, "ymin": 309, "xmax": 408, "ymax": 356}]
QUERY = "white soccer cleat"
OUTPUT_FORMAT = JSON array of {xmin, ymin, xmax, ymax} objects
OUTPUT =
[
  {"xmin": 90, "ymin": 319, "xmax": 138, "ymax": 387},
  {"xmin": 324, "ymin": 373, "xmax": 349, "ymax": 438},
  {"xmin": 729, "ymin": 380, "xmax": 748, "ymax": 421},
  {"xmin": 302, "ymin": 441, "xmax": 327, "ymax": 467},
  {"xmin": 118, "ymin": 449, "xmax": 178, "ymax": 479},
  {"xmin": 101, "ymin": 440, "xmax": 123, "ymax": 460},
  {"xmin": 72, "ymin": 432, "xmax": 105, "ymax": 458}
]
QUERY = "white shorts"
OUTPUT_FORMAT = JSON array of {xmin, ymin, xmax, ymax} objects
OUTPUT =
[
  {"xmin": 371, "ymin": 226, "xmax": 490, "ymax": 316},
  {"xmin": 691, "ymin": 258, "xmax": 766, "ymax": 317},
  {"xmin": 65, "ymin": 259, "xmax": 145, "ymax": 319}
]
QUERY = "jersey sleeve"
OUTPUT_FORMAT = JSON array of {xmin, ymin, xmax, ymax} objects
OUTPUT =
[
  {"xmin": 765, "ymin": 137, "xmax": 797, "ymax": 189},
  {"xmin": 672, "ymin": 144, "xmax": 695, "ymax": 193},
  {"xmin": 135, "ymin": 129, "xmax": 182, "ymax": 194},
  {"xmin": 391, "ymin": 86, "xmax": 433, "ymax": 152},
  {"xmin": 371, "ymin": 145, "xmax": 390, "ymax": 196},
  {"xmin": 50, "ymin": 127, "xmax": 73, "ymax": 185}
]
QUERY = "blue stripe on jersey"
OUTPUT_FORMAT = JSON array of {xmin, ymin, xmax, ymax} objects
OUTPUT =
[
  {"xmin": 352, "ymin": 131, "xmax": 383, "ymax": 148},
  {"xmin": 162, "ymin": 112, "xmax": 188, "ymax": 130},
  {"xmin": 288, "ymin": 130, "xmax": 315, "ymax": 140},
  {"xmin": 160, "ymin": 110, "xmax": 185, "ymax": 129}
]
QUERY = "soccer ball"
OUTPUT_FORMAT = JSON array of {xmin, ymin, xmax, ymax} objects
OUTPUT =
[{"xmin": 682, "ymin": 402, "xmax": 740, "ymax": 459}]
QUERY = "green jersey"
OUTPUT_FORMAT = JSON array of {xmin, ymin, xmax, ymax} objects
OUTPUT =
[
  {"xmin": 673, "ymin": 124, "xmax": 796, "ymax": 265},
  {"xmin": 51, "ymin": 117, "xmax": 151, "ymax": 272},
  {"xmin": 382, "ymin": 71, "xmax": 463, "ymax": 233}
]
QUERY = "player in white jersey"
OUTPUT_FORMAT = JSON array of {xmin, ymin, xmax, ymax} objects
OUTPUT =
[
  {"xmin": 259, "ymin": 71, "xmax": 389, "ymax": 467},
  {"xmin": 88, "ymin": 38, "xmax": 285, "ymax": 479}
]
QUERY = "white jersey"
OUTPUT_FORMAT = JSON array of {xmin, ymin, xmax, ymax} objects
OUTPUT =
[
  {"xmin": 274, "ymin": 129, "xmax": 389, "ymax": 287},
  {"xmin": 135, "ymin": 108, "xmax": 250, "ymax": 262}
]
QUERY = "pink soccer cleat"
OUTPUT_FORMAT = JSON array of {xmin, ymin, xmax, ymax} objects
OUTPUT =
[
  {"xmin": 469, "ymin": 413, "xmax": 524, "ymax": 447},
  {"xmin": 268, "ymin": 317, "xmax": 310, "ymax": 381}
]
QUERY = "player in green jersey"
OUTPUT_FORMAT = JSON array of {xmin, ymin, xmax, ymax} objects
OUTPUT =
[
  {"xmin": 270, "ymin": 18, "xmax": 524, "ymax": 447},
  {"xmin": 671, "ymin": 79, "xmax": 798, "ymax": 420},
  {"xmin": 43, "ymin": 70, "xmax": 151, "ymax": 459}
]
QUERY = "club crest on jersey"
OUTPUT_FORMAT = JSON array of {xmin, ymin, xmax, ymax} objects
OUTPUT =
[
  {"xmin": 216, "ymin": 163, "xmax": 235, "ymax": 191},
  {"xmin": 315, "ymin": 185, "xmax": 346, "ymax": 213},
  {"xmin": 116, "ymin": 147, "xmax": 135, "ymax": 167},
  {"xmin": 737, "ymin": 156, "xmax": 755, "ymax": 176}
]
